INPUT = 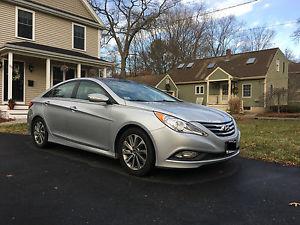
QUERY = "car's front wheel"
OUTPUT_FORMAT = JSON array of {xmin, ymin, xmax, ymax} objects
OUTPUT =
[
  {"xmin": 31, "ymin": 118, "xmax": 49, "ymax": 148},
  {"xmin": 117, "ymin": 128, "xmax": 155, "ymax": 176}
]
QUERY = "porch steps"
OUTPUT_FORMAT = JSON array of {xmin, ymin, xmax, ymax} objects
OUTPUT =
[{"xmin": 0, "ymin": 106, "xmax": 28, "ymax": 120}]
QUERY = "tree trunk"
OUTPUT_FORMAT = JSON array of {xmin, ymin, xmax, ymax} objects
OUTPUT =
[{"xmin": 120, "ymin": 56, "xmax": 127, "ymax": 78}]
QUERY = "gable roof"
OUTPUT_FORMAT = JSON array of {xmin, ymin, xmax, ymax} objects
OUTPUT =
[
  {"xmin": 3, "ymin": 0, "xmax": 104, "ymax": 28},
  {"xmin": 125, "ymin": 74, "xmax": 166, "ymax": 87},
  {"xmin": 169, "ymin": 48, "xmax": 279, "ymax": 83}
]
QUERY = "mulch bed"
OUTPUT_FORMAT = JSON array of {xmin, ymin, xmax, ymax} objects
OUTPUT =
[
  {"xmin": 0, "ymin": 118, "xmax": 14, "ymax": 123},
  {"xmin": 256, "ymin": 112, "xmax": 300, "ymax": 118}
]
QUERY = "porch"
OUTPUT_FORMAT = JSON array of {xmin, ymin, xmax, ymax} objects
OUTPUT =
[{"xmin": 0, "ymin": 42, "xmax": 113, "ymax": 119}]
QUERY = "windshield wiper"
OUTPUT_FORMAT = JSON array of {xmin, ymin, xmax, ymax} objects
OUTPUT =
[{"xmin": 152, "ymin": 100, "xmax": 176, "ymax": 102}]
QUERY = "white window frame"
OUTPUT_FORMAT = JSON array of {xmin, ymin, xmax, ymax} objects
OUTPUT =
[
  {"xmin": 195, "ymin": 85, "xmax": 204, "ymax": 95},
  {"xmin": 276, "ymin": 59, "xmax": 280, "ymax": 72},
  {"xmin": 72, "ymin": 23, "xmax": 86, "ymax": 51},
  {"xmin": 242, "ymin": 84, "xmax": 252, "ymax": 98},
  {"xmin": 15, "ymin": 7, "xmax": 35, "ymax": 41}
]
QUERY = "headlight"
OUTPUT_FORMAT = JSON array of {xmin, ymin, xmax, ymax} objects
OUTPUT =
[{"xmin": 154, "ymin": 112, "xmax": 208, "ymax": 136}]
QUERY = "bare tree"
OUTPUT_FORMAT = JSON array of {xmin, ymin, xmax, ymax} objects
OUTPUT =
[
  {"xmin": 292, "ymin": 18, "xmax": 300, "ymax": 42},
  {"xmin": 266, "ymin": 88, "xmax": 288, "ymax": 113},
  {"xmin": 132, "ymin": 3, "xmax": 208, "ymax": 74},
  {"xmin": 90, "ymin": 0, "xmax": 177, "ymax": 77},
  {"xmin": 205, "ymin": 16, "xmax": 241, "ymax": 57},
  {"xmin": 239, "ymin": 26, "xmax": 275, "ymax": 52},
  {"xmin": 284, "ymin": 48, "xmax": 296, "ymax": 62}
]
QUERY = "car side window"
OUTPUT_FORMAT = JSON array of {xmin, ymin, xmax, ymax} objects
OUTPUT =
[
  {"xmin": 76, "ymin": 81, "xmax": 107, "ymax": 100},
  {"xmin": 51, "ymin": 82, "xmax": 77, "ymax": 98}
]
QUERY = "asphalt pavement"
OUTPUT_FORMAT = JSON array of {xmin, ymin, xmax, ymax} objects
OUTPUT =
[{"xmin": 0, "ymin": 134, "xmax": 299, "ymax": 225}]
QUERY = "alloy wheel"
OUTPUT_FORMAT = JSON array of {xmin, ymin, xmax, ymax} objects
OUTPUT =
[
  {"xmin": 122, "ymin": 134, "xmax": 148, "ymax": 170},
  {"xmin": 33, "ymin": 121, "xmax": 46, "ymax": 145}
]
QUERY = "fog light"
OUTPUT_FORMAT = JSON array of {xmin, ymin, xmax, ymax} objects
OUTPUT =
[{"xmin": 175, "ymin": 151, "xmax": 198, "ymax": 159}]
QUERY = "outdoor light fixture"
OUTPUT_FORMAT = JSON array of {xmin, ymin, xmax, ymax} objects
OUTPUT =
[{"xmin": 28, "ymin": 63, "xmax": 34, "ymax": 72}]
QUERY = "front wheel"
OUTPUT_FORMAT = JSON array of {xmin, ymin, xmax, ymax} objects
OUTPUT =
[
  {"xmin": 117, "ymin": 128, "xmax": 155, "ymax": 176},
  {"xmin": 31, "ymin": 118, "xmax": 49, "ymax": 148}
]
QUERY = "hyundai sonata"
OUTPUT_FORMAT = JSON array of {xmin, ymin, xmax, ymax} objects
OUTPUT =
[{"xmin": 27, "ymin": 78, "xmax": 240, "ymax": 176}]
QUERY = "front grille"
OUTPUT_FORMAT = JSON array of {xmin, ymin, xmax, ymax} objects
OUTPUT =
[{"xmin": 199, "ymin": 120, "xmax": 235, "ymax": 137}]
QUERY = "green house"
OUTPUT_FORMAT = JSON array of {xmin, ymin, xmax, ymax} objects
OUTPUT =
[{"xmin": 166, "ymin": 48, "xmax": 289, "ymax": 113}]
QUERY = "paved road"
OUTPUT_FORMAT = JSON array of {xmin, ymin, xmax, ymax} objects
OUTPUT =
[{"xmin": 0, "ymin": 134, "xmax": 299, "ymax": 225}]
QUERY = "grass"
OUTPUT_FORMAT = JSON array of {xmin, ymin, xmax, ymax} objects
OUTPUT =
[
  {"xmin": 0, "ymin": 123, "xmax": 28, "ymax": 135},
  {"xmin": 237, "ymin": 119, "xmax": 300, "ymax": 167},
  {"xmin": 0, "ymin": 119, "xmax": 299, "ymax": 166}
]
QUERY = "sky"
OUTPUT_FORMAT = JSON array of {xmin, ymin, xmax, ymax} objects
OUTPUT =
[{"xmin": 197, "ymin": 0, "xmax": 300, "ymax": 59}]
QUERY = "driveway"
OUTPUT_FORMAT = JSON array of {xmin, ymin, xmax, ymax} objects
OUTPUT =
[{"xmin": 0, "ymin": 134, "xmax": 299, "ymax": 225}]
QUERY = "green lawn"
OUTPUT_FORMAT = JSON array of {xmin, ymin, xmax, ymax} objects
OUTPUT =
[
  {"xmin": 0, "ymin": 123, "xmax": 28, "ymax": 135},
  {"xmin": 0, "ymin": 120, "xmax": 299, "ymax": 166},
  {"xmin": 237, "ymin": 119, "xmax": 300, "ymax": 166}
]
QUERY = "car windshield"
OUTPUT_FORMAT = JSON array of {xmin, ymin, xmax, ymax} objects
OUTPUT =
[{"xmin": 102, "ymin": 79, "xmax": 178, "ymax": 102}]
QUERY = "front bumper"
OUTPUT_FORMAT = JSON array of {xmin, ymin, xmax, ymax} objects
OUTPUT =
[{"xmin": 151, "ymin": 126, "xmax": 241, "ymax": 169}]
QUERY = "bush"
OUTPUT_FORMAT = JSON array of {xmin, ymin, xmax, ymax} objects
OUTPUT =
[{"xmin": 228, "ymin": 97, "xmax": 241, "ymax": 114}]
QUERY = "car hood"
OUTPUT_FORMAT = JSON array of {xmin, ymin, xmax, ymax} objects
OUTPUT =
[{"xmin": 126, "ymin": 101, "xmax": 232, "ymax": 123}]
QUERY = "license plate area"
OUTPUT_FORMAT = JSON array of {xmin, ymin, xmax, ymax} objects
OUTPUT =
[{"xmin": 225, "ymin": 140, "xmax": 237, "ymax": 152}]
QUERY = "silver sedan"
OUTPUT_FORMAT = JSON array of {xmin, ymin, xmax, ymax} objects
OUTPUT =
[{"xmin": 27, "ymin": 78, "xmax": 240, "ymax": 176}]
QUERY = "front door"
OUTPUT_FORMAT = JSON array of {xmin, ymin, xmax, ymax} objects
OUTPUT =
[{"xmin": 3, "ymin": 61, "xmax": 25, "ymax": 102}]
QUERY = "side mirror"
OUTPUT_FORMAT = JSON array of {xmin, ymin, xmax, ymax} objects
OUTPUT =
[{"xmin": 88, "ymin": 93, "xmax": 109, "ymax": 103}]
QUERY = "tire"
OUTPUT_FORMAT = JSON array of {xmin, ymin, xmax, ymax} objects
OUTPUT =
[
  {"xmin": 31, "ymin": 118, "xmax": 49, "ymax": 148},
  {"xmin": 117, "ymin": 127, "xmax": 155, "ymax": 176}
]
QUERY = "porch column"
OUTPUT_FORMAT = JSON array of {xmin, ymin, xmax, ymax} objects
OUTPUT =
[
  {"xmin": 46, "ymin": 58, "xmax": 51, "ymax": 89},
  {"xmin": 206, "ymin": 81, "xmax": 210, "ymax": 105},
  {"xmin": 7, "ymin": 52, "xmax": 13, "ymax": 100},
  {"xmin": 103, "ymin": 67, "xmax": 107, "ymax": 78},
  {"xmin": 77, "ymin": 63, "xmax": 81, "ymax": 78},
  {"xmin": 228, "ymin": 78, "xmax": 232, "ymax": 100}
]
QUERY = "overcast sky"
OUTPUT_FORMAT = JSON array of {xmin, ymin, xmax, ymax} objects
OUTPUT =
[{"xmin": 199, "ymin": 0, "xmax": 300, "ymax": 58}]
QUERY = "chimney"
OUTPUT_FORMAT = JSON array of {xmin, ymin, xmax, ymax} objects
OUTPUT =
[{"xmin": 226, "ymin": 49, "xmax": 232, "ymax": 60}]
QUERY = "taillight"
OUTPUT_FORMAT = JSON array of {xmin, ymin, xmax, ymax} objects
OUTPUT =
[{"xmin": 28, "ymin": 101, "xmax": 33, "ymax": 108}]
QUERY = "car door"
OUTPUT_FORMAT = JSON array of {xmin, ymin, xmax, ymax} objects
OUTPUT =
[
  {"xmin": 65, "ymin": 80, "xmax": 114, "ymax": 151},
  {"xmin": 43, "ymin": 81, "xmax": 78, "ymax": 139}
]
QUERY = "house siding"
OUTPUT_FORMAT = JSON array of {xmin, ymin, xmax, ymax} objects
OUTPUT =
[
  {"xmin": 0, "ymin": 1, "xmax": 99, "ymax": 58},
  {"xmin": 265, "ymin": 49, "xmax": 289, "ymax": 105},
  {"xmin": 30, "ymin": 0, "xmax": 95, "ymax": 21},
  {"xmin": 156, "ymin": 76, "xmax": 178, "ymax": 96},
  {"xmin": 208, "ymin": 68, "xmax": 229, "ymax": 80},
  {"xmin": 238, "ymin": 79, "xmax": 265, "ymax": 108},
  {"xmin": 177, "ymin": 83, "xmax": 207, "ymax": 104}
]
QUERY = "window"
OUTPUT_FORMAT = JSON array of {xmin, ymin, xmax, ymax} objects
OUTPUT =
[
  {"xmin": 53, "ymin": 66, "xmax": 64, "ymax": 85},
  {"xmin": 16, "ymin": 8, "xmax": 35, "ymax": 40},
  {"xmin": 283, "ymin": 62, "xmax": 285, "ymax": 73},
  {"xmin": 246, "ymin": 58, "xmax": 256, "ymax": 64},
  {"xmin": 242, "ymin": 84, "xmax": 251, "ymax": 98},
  {"xmin": 73, "ymin": 24, "xmax": 86, "ymax": 50},
  {"xmin": 76, "ymin": 81, "xmax": 107, "ymax": 100},
  {"xmin": 243, "ymin": 106, "xmax": 251, "ymax": 111},
  {"xmin": 51, "ymin": 82, "xmax": 77, "ymax": 98},
  {"xmin": 186, "ymin": 62, "xmax": 194, "ymax": 68},
  {"xmin": 276, "ymin": 59, "xmax": 280, "ymax": 72},
  {"xmin": 195, "ymin": 85, "xmax": 204, "ymax": 95},
  {"xmin": 66, "ymin": 68, "xmax": 75, "ymax": 80},
  {"xmin": 207, "ymin": 62, "xmax": 215, "ymax": 69},
  {"xmin": 177, "ymin": 63, "xmax": 185, "ymax": 69}
]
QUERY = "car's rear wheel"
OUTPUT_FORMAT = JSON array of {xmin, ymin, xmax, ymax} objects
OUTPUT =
[
  {"xmin": 117, "ymin": 128, "xmax": 155, "ymax": 176},
  {"xmin": 31, "ymin": 118, "xmax": 49, "ymax": 148}
]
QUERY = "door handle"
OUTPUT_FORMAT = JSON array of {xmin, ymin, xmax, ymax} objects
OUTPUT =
[
  {"xmin": 44, "ymin": 101, "xmax": 50, "ymax": 106},
  {"xmin": 70, "ymin": 106, "xmax": 77, "ymax": 112}
]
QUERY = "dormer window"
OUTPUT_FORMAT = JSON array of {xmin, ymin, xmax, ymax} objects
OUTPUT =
[
  {"xmin": 186, "ymin": 62, "xmax": 194, "ymax": 68},
  {"xmin": 73, "ymin": 23, "xmax": 86, "ymax": 51},
  {"xmin": 207, "ymin": 62, "xmax": 215, "ymax": 69},
  {"xmin": 177, "ymin": 63, "xmax": 185, "ymax": 69},
  {"xmin": 246, "ymin": 57, "xmax": 256, "ymax": 64},
  {"xmin": 16, "ymin": 7, "xmax": 35, "ymax": 40}
]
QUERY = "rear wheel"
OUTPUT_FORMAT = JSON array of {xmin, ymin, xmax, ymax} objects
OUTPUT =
[
  {"xmin": 31, "ymin": 118, "xmax": 49, "ymax": 148},
  {"xmin": 117, "ymin": 128, "xmax": 155, "ymax": 176}
]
